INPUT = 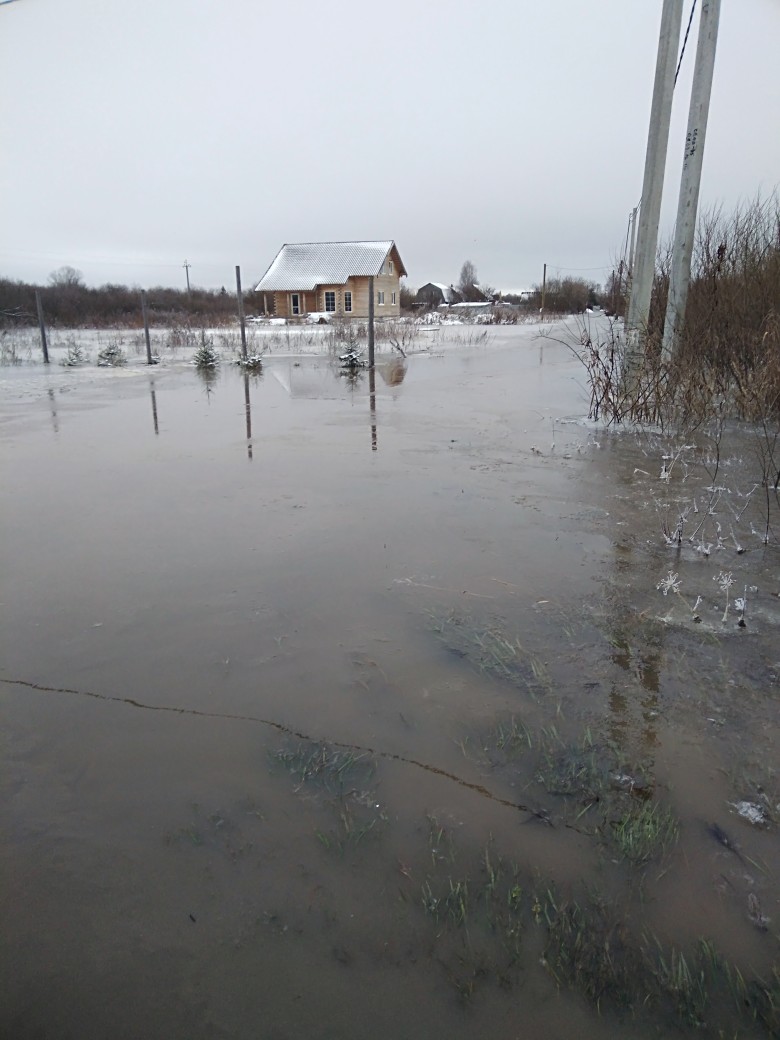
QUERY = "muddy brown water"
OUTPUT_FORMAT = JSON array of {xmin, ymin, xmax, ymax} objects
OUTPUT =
[{"xmin": 2, "ymin": 326, "xmax": 779, "ymax": 1039}]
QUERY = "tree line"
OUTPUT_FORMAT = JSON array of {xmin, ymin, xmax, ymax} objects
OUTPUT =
[{"xmin": 0, "ymin": 267, "xmax": 245, "ymax": 328}]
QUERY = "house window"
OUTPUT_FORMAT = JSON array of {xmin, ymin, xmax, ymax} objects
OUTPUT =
[
  {"xmin": 391, "ymin": 291, "xmax": 396, "ymax": 305},
  {"xmin": 290, "ymin": 293, "xmax": 301, "ymax": 316},
  {"xmin": 344, "ymin": 291, "xmax": 352, "ymax": 313},
  {"xmin": 377, "ymin": 291, "xmax": 385, "ymax": 306},
  {"xmin": 388, "ymin": 260, "xmax": 394, "ymax": 274},
  {"xmin": 324, "ymin": 291, "xmax": 336, "ymax": 313}
]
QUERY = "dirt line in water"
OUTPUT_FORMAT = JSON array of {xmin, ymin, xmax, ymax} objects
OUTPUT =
[{"xmin": 0, "ymin": 676, "xmax": 555, "ymax": 824}]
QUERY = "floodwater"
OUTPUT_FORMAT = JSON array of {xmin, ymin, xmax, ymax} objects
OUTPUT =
[{"xmin": 1, "ymin": 324, "xmax": 779, "ymax": 1039}]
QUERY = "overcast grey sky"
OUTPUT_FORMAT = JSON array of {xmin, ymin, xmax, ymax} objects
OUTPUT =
[{"xmin": 1, "ymin": 0, "xmax": 778, "ymax": 293}]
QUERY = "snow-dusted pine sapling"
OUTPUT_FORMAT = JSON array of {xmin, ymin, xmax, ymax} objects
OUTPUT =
[
  {"xmin": 96, "ymin": 341, "xmax": 126, "ymax": 367},
  {"xmin": 714, "ymin": 571, "xmax": 735, "ymax": 623},
  {"xmin": 193, "ymin": 330, "xmax": 219, "ymax": 369},
  {"xmin": 656, "ymin": 572, "xmax": 702, "ymax": 622}
]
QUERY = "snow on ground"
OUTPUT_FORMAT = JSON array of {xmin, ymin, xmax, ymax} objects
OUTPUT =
[{"xmin": 0, "ymin": 316, "xmax": 595, "ymax": 407}]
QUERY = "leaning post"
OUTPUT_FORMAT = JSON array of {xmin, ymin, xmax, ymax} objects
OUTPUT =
[
  {"xmin": 236, "ymin": 265, "xmax": 248, "ymax": 360},
  {"xmin": 625, "ymin": 0, "xmax": 684, "ymax": 372},
  {"xmin": 141, "ymin": 290, "xmax": 154, "ymax": 364},
  {"xmin": 368, "ymin": 276, "xmax": 375, "ymax": 368},
  {"xmin": 661, "ymin": 0, "xmax": 721, "ymax": 362},
  {"xmin": 35, "ymin": 289, "xmax": 49, "ymax": 364}
]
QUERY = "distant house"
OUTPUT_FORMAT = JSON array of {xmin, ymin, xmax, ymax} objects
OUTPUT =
[
  {"xmin": 461, "ymin": 283, "xmax": 496, "ymax": 303},
  {"xmin": 253, "ymin": 241, "xmax": 406, "ymax": 319},
  {"xmin": 415, "ymin": 282, "xmax": 462, "ymax": 308}
]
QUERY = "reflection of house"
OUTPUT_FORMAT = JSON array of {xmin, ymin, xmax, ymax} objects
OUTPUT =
[
  {"xmin": 415, "ymin": 282, "xmax": 462, "ymax": 308},
  {"xmin": 254, "ymin": 241, "xmax": 406, "ymax": 319}
]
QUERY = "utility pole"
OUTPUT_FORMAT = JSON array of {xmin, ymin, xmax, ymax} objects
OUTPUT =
[
  {"xmin": 540, "ymin": 263, "xmax": 547, "ymax": 318},
  {"xmin": 183, "ymin": 259, "xmax": 191, "ymax": 296},
  {"xmin": 662, "ymin": 0, "xmax": 721, "ymax": 362},
  {"xmin": 625, "ymin": 0, "xmax": 684, "ymax": 370}
]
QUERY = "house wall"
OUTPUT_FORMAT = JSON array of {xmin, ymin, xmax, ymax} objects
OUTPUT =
[
  {"xmin": 272, "ymin": 291, "xmax": 315, "ymax": 319},
  {"xmin": 268, "ymin": 264, "xmax": 402, "ymax": 320}
]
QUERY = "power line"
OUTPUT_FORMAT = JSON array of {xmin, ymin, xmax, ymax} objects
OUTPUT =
[
  {"xmin": 547, "ymin": 264, "xmax": 612, "ymax": 272},
  {"xmin": 675, "ymin": 0, "xmax": 699, "ymax": 85}
]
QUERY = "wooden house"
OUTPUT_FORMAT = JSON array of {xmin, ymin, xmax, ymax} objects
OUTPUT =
[{"xmin": 253, "ymin": 241, "xmax": 407, "ymax": 319}]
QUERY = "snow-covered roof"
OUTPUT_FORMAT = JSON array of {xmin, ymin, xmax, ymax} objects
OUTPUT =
[
  {"xmin": 254, "ymin": 241, "xmax": 405, "ymax": 292},
  {"xmin": 419, "ymin": 282, "xmax": 460, "ymax": 303}
]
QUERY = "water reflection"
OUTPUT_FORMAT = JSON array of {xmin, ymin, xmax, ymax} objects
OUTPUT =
[
  {"xmin": 47, "ymin": 388, "xmax": 59, "ymax": 434},
  {"xmin": 378, "ymin": 359, "xmax": 406, "ymax": 388},
  {"xmin": 149, "ymin": 383, "xmax": 159, "ymax": 436},
  {"xmin": 196, "ymin": 366, "xmax": 219, "ymax": 399},
  {"xmin": 368, "ymin": 368, "xmax": 377, "ymax": 452},
  {"xmin": 243, "ymin": 372, "xmax": 252, "ymax": 461},
  {"xmin": 604, "ymin": 539, "xmax": 662, "ymax": 759}
]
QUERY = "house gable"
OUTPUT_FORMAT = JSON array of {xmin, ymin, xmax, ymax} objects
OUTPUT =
[
  {"xmin": 254, "ymin": 240, "xmax": 406, "ymax": 319},
  {"xmin": 254, "ymin": 241, "xmax": 406, "ymax": 293}
]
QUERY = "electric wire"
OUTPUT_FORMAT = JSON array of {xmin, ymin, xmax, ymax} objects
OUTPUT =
[{"xmin": 675, "ymin": 0, "xmax": 699, "ymax": 86}]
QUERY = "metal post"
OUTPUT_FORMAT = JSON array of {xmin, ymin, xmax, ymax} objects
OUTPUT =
[
  {"xmin": 35, "ymin": 289, "xmax": 49, "ymax": 364},
  {"xmin": 141, "ymin": 290, "xmax": 154, "ymax": 364},
  {"xmin": 183, "ymin": 260, "xmax": 191, "ymax": 296},
  {"xmin": 625, "ymin": 0, "xmax": 684, "ymax": 359},
  {"xmin": 367, "ymin": 276, "xmax": 375, "ymax": 367},
  {"xmin": 662, "ymin": 0, "xmax": 721, "ymax": 362},
  {"xmin": 540, "ymin": 263, "xmax": 547, "ymax": 318},
  {"xmin": 235, "ymin": 265, "xmax": 248, "ymax": 360}
]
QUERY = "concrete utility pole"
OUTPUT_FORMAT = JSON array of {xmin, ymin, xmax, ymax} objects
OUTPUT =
[
  {"xmin": 540, "ymin": 263, "xmax": 547, "ymax": 317},
  {"xmin": 183, "ymin": 259, "xmax": 191, "ymax": 295},
  {"xmin": 625, "ymin": 0, "xmax": 684, "ymax": 366},
  {"xmin": 662, "ymin": 0, "xmax": 721, "ymax": 362}
]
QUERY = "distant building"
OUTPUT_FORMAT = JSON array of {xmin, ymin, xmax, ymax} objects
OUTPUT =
[
  {"xmin": 415, "ymin": 283, "xmax": 462, "ymax": 308},
  {"xmin": 253, "ymin": 241, "xmax": 406, "ymax": 319}
]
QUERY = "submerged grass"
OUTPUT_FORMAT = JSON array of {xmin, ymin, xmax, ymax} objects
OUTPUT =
[
  {"xmin": 267, "ymin": 736, "xmax": 775, "ymax": 1032},
  {"xmin": 274, "ymin": 740, "xmax": 376, "ymax": 795},
  {"xmin": 429, "ymin": 611, "xmax": 551, "ymax": 694},
  {"xmin": 274, "ymin": 739, "xmax": 385, "ymax": 855},
  {"xmin": 611, "ymin": 799, "xmax": 680, "ymax": 864}
]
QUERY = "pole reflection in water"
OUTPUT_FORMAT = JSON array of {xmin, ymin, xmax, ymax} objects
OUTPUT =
[
  {"xmin": 368, "ymin": 367, "xmax": 377, "ymax": 452},
  {"xmin": 243, "ymin": 372, "xmax": 253, "ymax": 461},
  {"xmin": 149, "ymin": 383, "xmax": 159, "ymax": 436},
  {"xmin": 47, "ymin": 388, "xmax": 59, "ymax": 434}
]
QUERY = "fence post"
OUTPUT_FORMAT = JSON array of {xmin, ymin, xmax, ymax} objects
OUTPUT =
[
  {"xmin": 141, "ymin": 290, "xmax": 154, "ymax": 364},
  {"xmin": 368, "ymin": 276, "xmax": 375, "ymax": 367},
  {"xmin": 35, "ymin": 289, "xmax": 49, "ymax": 364},
  {"xmin": 236, "ymin": 265, "xmax": 248, "ymax": 360}
]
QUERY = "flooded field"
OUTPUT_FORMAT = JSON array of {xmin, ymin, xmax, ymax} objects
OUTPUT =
[{"xmin": 1, "ymin": 323, "xmax": 779, "ymax": 1039}]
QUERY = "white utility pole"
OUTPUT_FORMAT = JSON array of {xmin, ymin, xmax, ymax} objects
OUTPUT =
[
  {"xmin": 625, "ymin": 0, "xmax": 684, "ymax": 372},
  {"xmin": 661, "ymin": 0, "xmax": 721, "ymax": 362}
]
